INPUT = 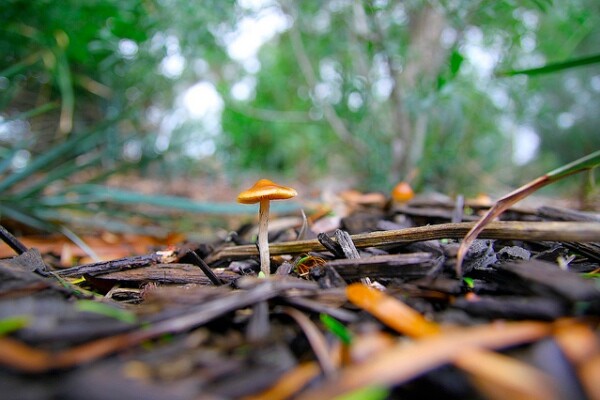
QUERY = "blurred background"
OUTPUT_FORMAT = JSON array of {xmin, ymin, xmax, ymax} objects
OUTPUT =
[{"xmin": 1, "ymin": 0, "xmax": 599, "ymax": 240}]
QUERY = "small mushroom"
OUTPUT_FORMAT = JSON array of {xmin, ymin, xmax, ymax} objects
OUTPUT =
[
  {"xmin": 391, "ymin": 181, "xmax": 414, "ymax": 203},
  {"xmin": 237, "ymin": 179, "xmax": 297, "ymax": 277}
]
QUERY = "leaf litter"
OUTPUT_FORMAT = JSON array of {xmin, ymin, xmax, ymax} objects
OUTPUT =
[{"xmin": 0, "ymin": 193, "xmax": 599, "ymax": 400}]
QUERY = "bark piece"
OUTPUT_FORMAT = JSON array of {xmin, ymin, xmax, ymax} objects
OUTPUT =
[
  {"xmin": 334, "ymin": 229, "xmax": 360, "ymax": 259},
  {"xmin": 453, "ymin": 296, "xmax": 567, "ymax": 321},
  {"xmin": 497, "ymin": 259, "xmax": 600, "ymax": 303},
  {"xmin": 326, "ymin": 253, "xmax": 435, "ymax": 280}
]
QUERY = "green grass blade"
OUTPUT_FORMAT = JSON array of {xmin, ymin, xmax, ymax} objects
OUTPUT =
[
  {"xmin": 0, "ymin": 146, "xmax": 22, "ymax": 176},
  {"xmin": 15, "ymin": 152, "xmax": 104, "ymax": 199},
  {"xmin": 0, "ymin": 52, "xmax": 42, "ymax": 78},
  {"xmin": 53, "ymin": 184, "xmax": 300, "ymax": 214},
  {"xmin": 498, "ymin": 54, "xmax": 600, "ymax": 77},
  {"xmin": 54, "ymin": 48, "xmax": 75, "ymax": 134},
  {"xmin": 0, "ymin": 122, "xmax": 114, "ymax": 193},
  {"xmin": 1, "ymin": 102, "xmax": 59, "ymax": 122},
  {"xmin": 547, "ymin": 149, "xmax": 600, "ymax": 179},
  {"xmin": 333, "ymin": 386, "xmax": 390, "ymax": 400},
  {"xmin": 456, "ymin": 150, "xmax": 600, "ymax": 275},
  {"xmin": 0, "ymin": 204, "xmax": 56, "ymax": 232},
  {"xmin": 320, "ymin": 313, "xmax": 353, "ymax": 345},
  {"xmin": 75, "ymin": 300, "xmax": 137, "ymax": 324},
  {"xmin": 0, "ymin": 316, "xmax": 30, "ymax": 336}
]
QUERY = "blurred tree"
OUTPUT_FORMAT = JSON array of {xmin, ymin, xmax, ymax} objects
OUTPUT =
[
  {"xmin": 221, "ymin": 0, "xmax": 599, "ymax": 194},
  {"xmin": 1, "ymin": 0, "xmax": 598, "ymax": 202}
]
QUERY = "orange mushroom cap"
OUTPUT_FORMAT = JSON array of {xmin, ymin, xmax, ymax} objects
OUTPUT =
[
  {"xmin": 391, "ymin": 181, "xmax": 414, "ymax": 202},
  {"xmin": 237, "ymin": 179, "xmax": 298, "ymax": 204}
]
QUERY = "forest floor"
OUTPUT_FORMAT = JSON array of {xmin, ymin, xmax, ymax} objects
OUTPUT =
[{"xmin": 0, "ymin": 185, "xmax": 599, "ymax": 400}]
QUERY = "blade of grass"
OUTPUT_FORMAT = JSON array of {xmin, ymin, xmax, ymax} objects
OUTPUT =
[
  {"xmin": 0, "ymin": 114, "xmax": 128, "ymax": 193},
  {"xmin": 456, "ymin": 150, "xmax": 600, "ymax": 276},
  {"xmin": 32, "ymin": 208, "xmax": 170, "ymax": 237},
  {"xmin": 333, "ymin": 386, "xmax": 390, "ymax": 400},
  {"xmin": 51, "ymin": 184, "xmax": 300, "ymax": 214},
  {"xmin": 0, "ymin": 146, "xmax": 23, "ymax": 176},
  {"xmin": 0, "ymin": 51, "xmax": 42, "ymax": 78},
  {"xmin": 0, "ymin": 316, "xmax": 30, "ymax": 336},
  {"xmin": 1, "ymin": 102, "xmax": 59, "ymax": 122},
  {"xmin": 53, "ymin": 31, "xmax": 74, "ymax": 135},
  {"xmin": 14, "ymin": 151, "xmax": 105, "ymax": 199},
  {"xmin": 320, "ymin": 313, "xmax": 353, "ymax": 345},
  {"xmin": 75, "ymin": 300, "xmax": 137, "ymax": 324},
  {"xmin": 58, "ymin": 226, "xmax": 101, "ymax": 262},
  {"xmin": 497, "ymin": 53, "xmax": 600, "ymax": 77},
  {"xmin": 0, "ymin": 204, "xmax": 57, "ymax": 232},
  {"xmin": 0, "ymin": 133, "xmax": 93, "ymax": 193}
]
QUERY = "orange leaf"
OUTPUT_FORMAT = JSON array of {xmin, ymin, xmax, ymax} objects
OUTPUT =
[
  {"xmin": 455, "ymin": 348, "xmax": 560, "ymax": 400},
  {"xmin": 553, "ymin": 320, "xmax": 600, "ymax": 400},
  {"xmin": 296, "ymin": 321, "xmax": 551, "ymax": 399},
  {"xmin": 346, "ymin": 283, "xmax": 440, "ymax": 338},
  {"xmin": 244, "ymin": 361, "xmax": 320, "ymax": 400}
]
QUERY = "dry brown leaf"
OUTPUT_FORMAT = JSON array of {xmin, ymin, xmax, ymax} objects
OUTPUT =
[
  {"xmin": 349, "ymin": 331, "xmax": 396, "ymax": 364},
  {"xmin": 0, "ymin": 337, "xmax": 53, "ymax": 373},
  {"xmin": 343, "ymin": 283, "xmax": 560, "ymax": 400},
  {"xmin": 553, "ymin": 320, "xmax": 600, "ymax": 400},
  {"xmin": 580, "ymin": 355, "xmax": 600, "ymax": 400},
  {"xmin": 243, "ymin": 361, "xmax": 320, "ymax": 400},
  {"xmin": 346, "ymin": 283, "xmax": 440, "ymax": 337},
  {"xmin": 296, "ymin": 321, "xmax": 550, "ymax": 399},
  {"xmin": 455, "ymin": 348, "xmax": 560, "ymax": 400}
]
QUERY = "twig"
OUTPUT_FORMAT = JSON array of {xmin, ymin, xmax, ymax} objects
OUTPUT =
[
  {"xmin": 57, "ymin": 250, "xmax": 180, "ymax": 277},
  {"xmin": 187, "ymin": 250, "xmax": 223, "ymax": 286},
  {"xmin": 206, "ymin": 221, "xmax": 600, "ymax": 263},
  {"xmin": 0, "ymin": 224, "xmax": 28, "ymax": 255}
]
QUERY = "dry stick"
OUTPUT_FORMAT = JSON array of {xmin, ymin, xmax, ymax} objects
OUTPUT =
[
  {"xmin": 0, "ymin": 224, "xmax": 28, "ymax": 255},
  {"xmin": 206, "ymin": 221, "xmax": 600, "ymax": 263},
  {"xmin": 187, "ymin": 250, "xmax": 223, "ymax": 286}
]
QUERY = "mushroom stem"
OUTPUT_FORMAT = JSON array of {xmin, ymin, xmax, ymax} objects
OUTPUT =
[{"xmin": 258, "ymin": 199, "xmax": 271, "ymax": 276}]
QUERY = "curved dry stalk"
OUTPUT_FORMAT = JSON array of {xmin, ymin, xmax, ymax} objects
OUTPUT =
[
  {"xmin": 455, "ymin": 150, "xmax": 600, "ymax": 276},
  {"xmin": 279, "ymin": 306, "xmax": 336, "ymax": 378}
]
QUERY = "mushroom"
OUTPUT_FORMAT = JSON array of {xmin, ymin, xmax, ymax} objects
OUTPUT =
[
  {"xmin": 391, "ymin": 181, "xmax": 414, "ymax": 203},
  {"xmin": 237, "ymin": 179, "xmax": 297, "ymax": 277}
]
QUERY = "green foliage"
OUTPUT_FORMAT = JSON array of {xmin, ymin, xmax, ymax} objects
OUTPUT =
[
  {"xmin": 333, "ymin": 385, "xmax": 390, "ymax": 400},
  {"xmin": 1, "ymin": 0, "xmax": 599, "ymax": 237},
  {"xmin": 320, "ymin": 313, "xmax": 353, "ymax": 345},
  {"xmin": 0, "ymin": 315, "xmax": 30, "ymax": 336},
  {"xmin": 75, "ymin": 299, "xmax": 137, "ymax": 324}
]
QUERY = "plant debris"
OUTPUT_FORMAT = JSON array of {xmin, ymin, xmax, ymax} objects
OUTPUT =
[{"xmin": 0, "ymin": 194, "xmax": 599, "ymax": 400}]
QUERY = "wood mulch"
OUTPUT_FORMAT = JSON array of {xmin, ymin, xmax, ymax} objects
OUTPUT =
[{"xmin": 0, "ymin": 196, "xmax": 599, "ymax": 400}]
